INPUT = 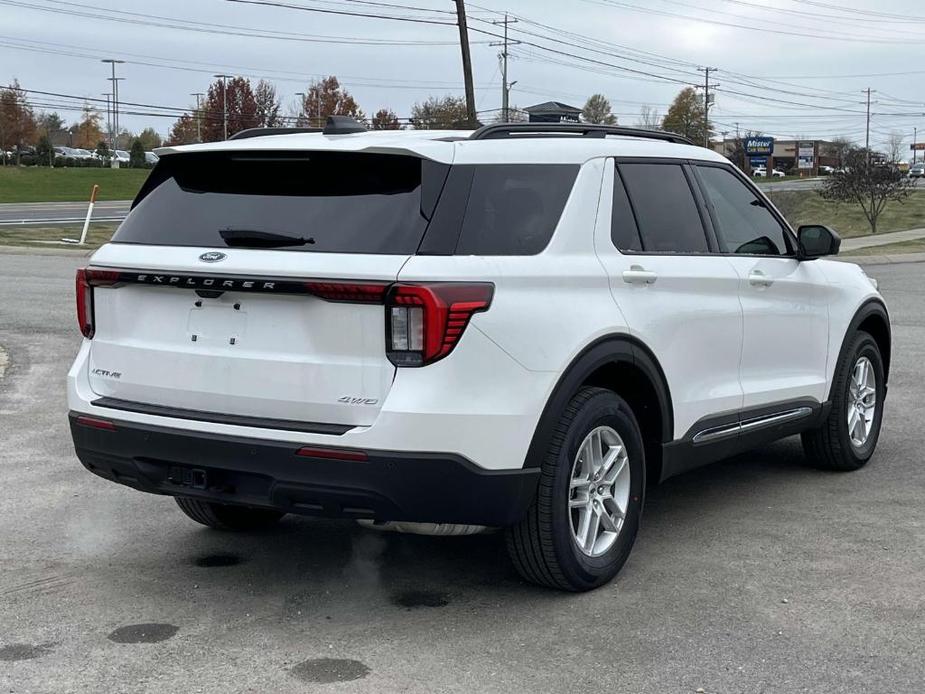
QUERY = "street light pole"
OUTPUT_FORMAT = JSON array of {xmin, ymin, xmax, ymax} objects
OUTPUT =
[
  {"xmin": 214, "ymin": 74, "xmax": 232, "ymax": 140},
  {"xmin": 190, "ymin": 92, "xmax": 204, "ymax": 142},
  {"xmin": 101, "ymin": 92, "xmax": 112, "ymax": 150},
  {"xmin": 295, "ymin": 92, "xmax": 305, "ymax": 126}
]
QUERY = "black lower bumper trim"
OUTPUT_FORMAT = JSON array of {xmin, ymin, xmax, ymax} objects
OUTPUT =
[{"xmin": 69, "ymin": 412, "xmax": 539, "ymax": 527}]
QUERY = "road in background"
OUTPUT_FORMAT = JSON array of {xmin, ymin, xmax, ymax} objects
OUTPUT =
[
  {"xmin": 0, "ymin": 253, "xmax": 923, "ymax": 693},
  {"xmin": 0, "ymin": 200, "xmax": 130, "ymax": 226},
  {"xmin": 755, "ymin": 177, "xmax": 823, "ymax": 192}
]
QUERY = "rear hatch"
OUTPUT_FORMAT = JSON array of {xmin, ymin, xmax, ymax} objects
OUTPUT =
[{"xmin": 86, "ymin": 150, "xmax": 448, "ymax": 429}]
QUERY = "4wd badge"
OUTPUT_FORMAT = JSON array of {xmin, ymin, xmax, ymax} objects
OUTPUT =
[{"xmin": 199, "ymin": 251, "xmax": 227, "ymax": 263}]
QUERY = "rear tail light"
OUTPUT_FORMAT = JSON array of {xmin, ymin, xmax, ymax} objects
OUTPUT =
[
  {"xmin": 305, "ymin": 282, "xmax": 388, "ymax": 303},
  {"xmin": 386, "ymin": 283, "xmax": 493, "ymax": 367},
  {"xmin": 75, "ymin": 268, "xmax": 122, "ymax": 339}
]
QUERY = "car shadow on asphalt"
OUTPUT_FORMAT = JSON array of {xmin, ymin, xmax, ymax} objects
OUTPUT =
[{"xmin": 96, "ymin": 436, "xmax": 828, "ymax": 610}]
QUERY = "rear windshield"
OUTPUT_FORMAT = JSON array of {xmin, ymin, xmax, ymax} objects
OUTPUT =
[
  {"xmin": 116, "ymin": 152, "xmax": 578, "ymax": 256},
  {"xmin": 114, "ymin": 151, "xmax": 438, "ymax": 254}
]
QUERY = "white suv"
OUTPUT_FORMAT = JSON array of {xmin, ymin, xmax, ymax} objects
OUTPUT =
[{"xmin": 68, "ymin": 120, "xmax": 890, "ymax": 591}]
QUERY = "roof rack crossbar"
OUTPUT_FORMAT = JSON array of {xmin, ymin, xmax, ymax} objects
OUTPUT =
[{"xmin": 468, "ymin": 123, "xmax": 695, "ymax": 146}]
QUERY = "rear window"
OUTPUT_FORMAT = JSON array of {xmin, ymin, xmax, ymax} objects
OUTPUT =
[{"xmin": 114, "ymin": 152, "xmax": 442, "ymax": 254}]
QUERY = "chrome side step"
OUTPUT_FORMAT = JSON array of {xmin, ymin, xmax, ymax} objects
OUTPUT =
[{"xmin": 692, "ymin": 407, "xmax": 814, "ymax": 445}]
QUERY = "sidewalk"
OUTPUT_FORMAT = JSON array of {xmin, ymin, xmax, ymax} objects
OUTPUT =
[{"xmin": 840, "ymin": 227, "xmax": 925, "ymax": 251}]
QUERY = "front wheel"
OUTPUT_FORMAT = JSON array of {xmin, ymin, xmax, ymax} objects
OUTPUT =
[
  {"xmin": 802, "ymin": 331, "xmax": 885, "ymax": 471},
  {"xmin": 506, "ymin": 387, "xmax": 645, "ymax": 591}
]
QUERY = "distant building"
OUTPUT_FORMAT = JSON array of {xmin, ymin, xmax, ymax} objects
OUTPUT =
[
  {"xmin": 524, "ymin": 101, "xmax": 582, "ymax": 124},
  {"xmin": 711, "ymin": 138, "xmax": 839, "ymax": 175}
]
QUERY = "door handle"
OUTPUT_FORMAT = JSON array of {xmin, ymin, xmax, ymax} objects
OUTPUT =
[
  {"xmin": 622, "ymin": 264, "xmax": 658, "ymax": 285},
  {"xmin": 748, "ymin": 270, "xmax": 773, "ymax": 288}
]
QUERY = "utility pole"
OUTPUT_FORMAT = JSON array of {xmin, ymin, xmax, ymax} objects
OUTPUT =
[
  {"xmin": 190, "ymin": 92, "xmax": 204, "ymax": 142},
  {"xmin": 698, "ymin": 66, "xmax": 717, "ymax": 148},
  {"xmin": 101, "ymin": 59, "xmax": 124, "ymax": 149},
  {"xmin": 491, "ymin": 14, "xmax": 518, "ymax": 122},
  {"xmin": 454, "ymin": 0, "xmax": 477, "ymax": 128},
  {"xmin": 214, "ymin": 74, "xmax": 232, "ymax": 140},
  {"xmin": 864, "ymin": 87, "xmax": 874, "ymax": 162}
]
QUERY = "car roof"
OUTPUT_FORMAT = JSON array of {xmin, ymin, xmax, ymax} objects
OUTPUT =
[{"xmin": 155, "ymin": 129, "xmax": 729, "ymax": 166}]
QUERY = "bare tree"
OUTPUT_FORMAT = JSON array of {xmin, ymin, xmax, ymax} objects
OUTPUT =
[
  {"xmin": 822, "ymin": 137, "xmax": 853, "ymax": 168},
  {"xmin": 635, "ymin": 105, "xmax": 661, "ymax": 130},
  {"xmin": 887, "ymin": 131, "xmax": 905, "ymax": 163},
  {"xmin": 819, "ymin": 146, "xmax": 913, "ymax": 234}
]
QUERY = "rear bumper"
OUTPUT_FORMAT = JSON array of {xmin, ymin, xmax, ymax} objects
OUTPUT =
[{"xmin": 69, "ymin": 413, "xmax": 540, "ymax": 526}]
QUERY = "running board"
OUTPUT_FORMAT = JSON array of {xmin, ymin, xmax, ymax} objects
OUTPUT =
[{"xmin": 692, "ymin": 407, "xmax": 814, "ymax": 445}]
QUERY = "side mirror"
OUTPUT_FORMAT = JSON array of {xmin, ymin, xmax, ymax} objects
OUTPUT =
[{"xmin": 797, "ymin": 224, "xmax": 841, "ymax": 260}]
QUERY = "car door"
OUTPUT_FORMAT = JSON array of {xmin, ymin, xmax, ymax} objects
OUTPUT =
[
  {"xmin": 594, "ymin": 158, "xmax": 744, "ymax": 441},
  {"xmin": 692, "ymin": 163, "xmax": 829, "ymax": 408}
]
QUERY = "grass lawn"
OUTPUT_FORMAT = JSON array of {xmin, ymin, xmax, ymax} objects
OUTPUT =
[
  {"xmin": 0, "ymin": 223, "xmax": 119, "ymax": 248},
  {"xmin": 0, "ymin": 167, "xmax": 150, "ymax": 203},
  {"xmin": 767, "ymin": 189, "xmax": 925, "ymax": 238},
  {"xmin": 841, "ymin": 238, "xmax": 925, "ymax": 257}
]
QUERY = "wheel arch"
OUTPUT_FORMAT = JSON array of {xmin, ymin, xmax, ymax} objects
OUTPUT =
[
  {"xmin": 522, "ymin": 334, "xmax": 674, "ymax": 484},
  {"xmin": 833, "ymin": 299, "xmax": 891, "ymax": 399}
]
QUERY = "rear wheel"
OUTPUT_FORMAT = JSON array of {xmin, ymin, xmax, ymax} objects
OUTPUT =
[
  {"xmin": 506, "ymin": 387, "xmax": 645, "ymax": 591},
  {"xmin": 175, "ymin": 497, "xmax": 285, "ymax": 531},
  {"xmin": 802, "ymin": 331, "xmax": 885, "ymax": 471}
]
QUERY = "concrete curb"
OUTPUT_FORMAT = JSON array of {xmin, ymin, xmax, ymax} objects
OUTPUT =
[
  {"xmin": 0, "ymin": 245, "xmax": 95, "ymax": 257},
  {"xmin": 839, "ymin": 252, "xmax": 925, "ymax": 266}
]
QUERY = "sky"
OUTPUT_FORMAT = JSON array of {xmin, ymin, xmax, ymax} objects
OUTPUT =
[{"xmin": 3, "ymin": 0, "xmax": 925, "ymax": 154}]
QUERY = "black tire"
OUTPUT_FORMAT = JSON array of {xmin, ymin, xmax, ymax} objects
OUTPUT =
[
  {"xmin": 505, "ymin": 387, "xmax": 645, "ymax": 591},
  {"xmin": 175, "ymin": 497, "xmax": 285, "ymax": 531},
  {"xmin": 802, "ymin": 331, "xmax": 885, "ymax": 471}
]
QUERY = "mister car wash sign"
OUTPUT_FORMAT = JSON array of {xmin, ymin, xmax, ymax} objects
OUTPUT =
[{"xmin": 744, "ymin": 137, "xmax": 774, "ymax": 156}]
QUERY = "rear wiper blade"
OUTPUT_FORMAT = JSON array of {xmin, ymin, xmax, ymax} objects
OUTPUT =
[{"xmin": 219, "ymin": 228, "xmax": 315, "ymax": 248}]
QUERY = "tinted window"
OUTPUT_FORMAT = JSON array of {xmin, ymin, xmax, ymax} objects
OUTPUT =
[
  {"xmin": 454, "ymin": 164, "xmax": 579, "ymax": 255},
  {"xmin": 611, "ymin": 169, "xmax": 642, "ymax": 251},
  {"xmin": 697, "ymin": 165, "xmax": 792, "ymax": 256},
  {"xmin": 618, "ymin": 163, "xmax": 709, "ymax": 253},
  {"xmin": 114, "ymin": 151, "xmax": 437, "ymax": 254}
]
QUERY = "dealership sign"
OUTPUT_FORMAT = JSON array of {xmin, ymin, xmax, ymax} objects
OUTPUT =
[
  {"xmin": 798, "ymin": 142, "xmax": 814, "ymax": 169},
  {"xmin": 744, "ymin": 137, "xmax": 774, "ymax": 155},
  {"xmin": 911, "ymin": 143, "xmax": 925, "ymax": 151}
]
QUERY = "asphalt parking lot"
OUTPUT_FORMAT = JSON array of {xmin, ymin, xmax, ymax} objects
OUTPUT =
[{"xmin": 1, "ymin": 252, "xmax": 923, "ymax": 694}]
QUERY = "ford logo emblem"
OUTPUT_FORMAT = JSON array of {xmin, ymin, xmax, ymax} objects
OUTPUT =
[{"xmin": 199, "ymin": 251, "xmax": 227, "ymax": 263}]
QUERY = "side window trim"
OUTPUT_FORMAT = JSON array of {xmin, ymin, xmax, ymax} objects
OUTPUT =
[
  {"xmin": 690, "ymin": 161, "xmax": 797, "ymax": 257},
  {"xmin": 612, "ymin": 164, "xmax": 644, "ymax": 252},
  {"xmin": 613, "ymin": 157, "xmax": 718, "ymax": 256}
]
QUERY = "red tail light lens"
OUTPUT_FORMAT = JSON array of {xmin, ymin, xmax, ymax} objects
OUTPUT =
[
  {"xmin": 305, "ymin": 282, "xmax": 389, "ymax": 303},
  {"xmin": 76, "ymin": 269, "xmax": 93, "ymax": 338},
  {"xmin": 75, "ymin": 268, "xmax": 122, "ymax": 338},
  {"xmin": 386, "ymin": 283, "xmax": 493, "ymax": 367}
]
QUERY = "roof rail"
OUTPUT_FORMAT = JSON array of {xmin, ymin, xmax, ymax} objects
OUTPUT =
[
  {"xmin": 229, "ymin": 127, "xmax": 321, "ymax": 140},
  {"xmin": 226, "ymin": 116, "xmax": 368, "ymax": 140},
  {"xmin": 469, "ymin": 123, "xmax": 695, "ymax": 146}
]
